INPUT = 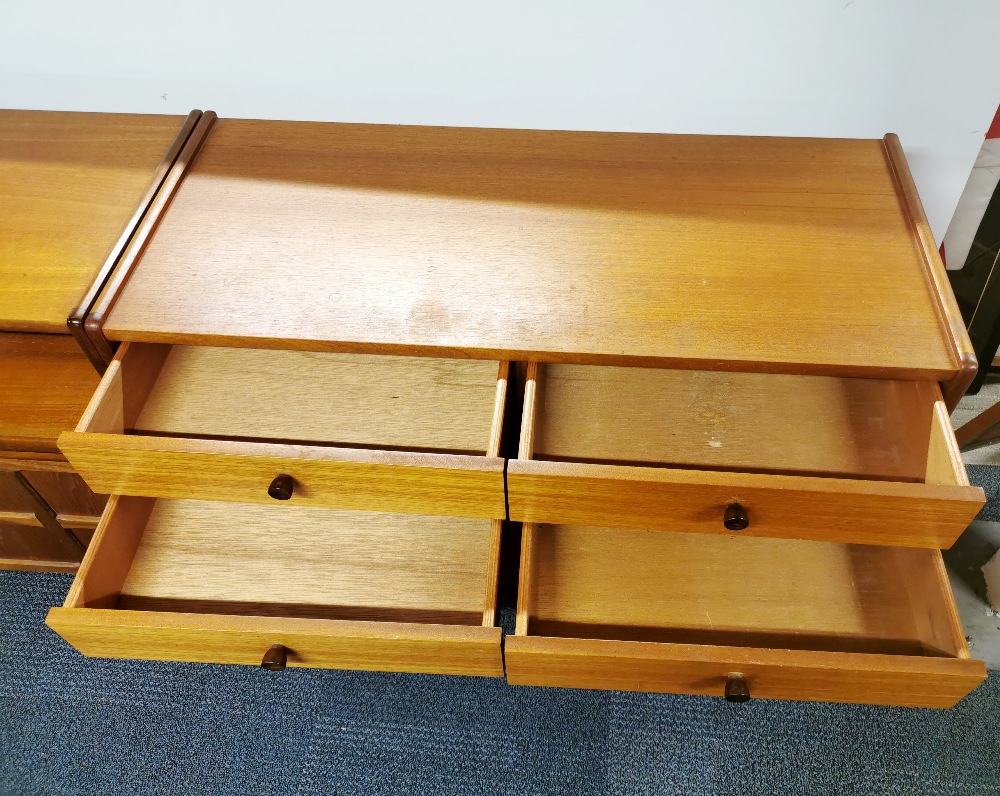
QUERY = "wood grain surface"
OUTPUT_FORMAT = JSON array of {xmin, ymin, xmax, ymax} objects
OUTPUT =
[
  {"xmin": 504, "ymin": 636, "xmax": 985, "ymax": 708},
  {"xmin": 520, "ymin": 524, "xmax": 966, "ymax": 656},
  {"xmin": 83, "ymin": 112, "xmax": 217, "ymax": 368},
  {"xmin": 0, "ymin": 472, "xmax": 83, "ymax": 564},
  {"xmin": 133, "ymin": 346, "xmax": 501, "ymax": 453},
  {"xmin": 507, "ymin": 456, "xmax": 984, "ymax": 548},
  {"xmin": 0, "ymin": 558, "xmax": 80, "ymax": 573},
  {"xmin": 529, "ymin": 363, "xmax": 939, "ymax": 480},
  {"xmin": 21, "ymin": 470, "xmax": 107, "ymax": 521},
  {"xmin": 0, "ymin": 110, "xmax": 186, "ymax": 333},
  {"xmin": 49, "ymin": 495, "xmax": 504, "ymax": 675},
  {"xmin": 46, "ymin": 608, "xmax": 504, "ymax": 676},
  {"xmin": 881, "ymin": 134, "xmax": 978, "ymax": 409},
  {"xmin": 113, "ymin": 500, "xmax": 494, "ymax": 624},
  {"xmin": 102, "ymin": 120, "xmax": 959, "ymax": 380},
  {"xmin": 0, "ymin": 333, "xmax": 100, "ymax": 453},
  {"xmin": 505, "ymin": 522, "xmax": 984, "ymax": 706},
  {"xmin": 61, "ymin": 343, "xmax": 508, "ymax": 517},
  {"xmin": 511, "ymin": 364, "xmax": 983, "ymax": 546},
  {"xmin": 0, "ymin": 452, "xmax": 75, "ymax": 473},
  {"xmin": 60, "ymin": 434, "xmax": 507, "ymax": 519}
]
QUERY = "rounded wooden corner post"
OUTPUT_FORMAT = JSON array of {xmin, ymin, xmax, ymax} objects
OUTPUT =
[
  {"xmin": 82, "ymin": 110, "xmax": 219, "ymax": 370},
  {"xmin": 881, "ymin": 133, "xmax": 977, "ymax": 411}
]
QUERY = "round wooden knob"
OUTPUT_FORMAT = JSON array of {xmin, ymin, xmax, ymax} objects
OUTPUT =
[
  {"xmin": 261, "ymin": 644, "xmax": 288, "ymax": 671},
  {"xmin": 724, "ymin": 502, "xmax": 749, "ymax": 531},
  {"xmin": 268, "ymin": 474, "xmax": 294, "ymax": 501},
  {"xmin": 725, "ymin": 673, "xmax": 751, "ymax": 703}
]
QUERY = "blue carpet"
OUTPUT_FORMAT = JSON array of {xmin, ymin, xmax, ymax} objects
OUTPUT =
[{"xmin": 4, "ymin": 473, "xmax": 1000, "ymax": 793}]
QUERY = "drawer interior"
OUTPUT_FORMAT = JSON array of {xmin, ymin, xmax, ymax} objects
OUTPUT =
[
  {"xmin": 69, "ymin": 497, "xmax": 501, "ymax": 628},
  {"xmin": 81, "ymin": 343, "xmax": 507, "ymax": 456},
  {"xmin": 522, "ymin": 362, "xmax": 946, "ymax": 482},
  {"xmin": 516, "ymin": 523, "xmax": 968, "ymax": 658}
]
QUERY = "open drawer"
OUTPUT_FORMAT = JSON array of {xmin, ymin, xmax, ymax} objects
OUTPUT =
[
  {"xmin": 46, "ymin": 496, "xmax": 504, "ymax": 676},
  {"xmin": 507, "ymin": 363, "xmax": 985, "ymax": 547},
  {"xmin": 59, "ymin": 343, "xmax": 509, "ymax": 519},
  {"xmin": 505, "ymin": 523, "xmax": 986, "ymax": 707}
]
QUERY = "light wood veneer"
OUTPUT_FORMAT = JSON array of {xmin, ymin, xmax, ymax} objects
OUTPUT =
[
  {"xmin": 507, "ymin": 363, "xmax": 984, "ymax": 547},
  {"xmin": 0, "ymin": 110, "xmax": 188, "ymax": 334},
  {"xmin": 99, "ymin": 121, "xmax": 968, "ymax": 388},
  {"xmin": 60, "ymin": 343, "xmax": 509, "ymax": 519},
  {"xmin": 47, "ymin": 496, "xmax": 504, "ymax": 676},
  {"xmin": 505, "ymin": 523, "xmax": 986, "ymax": 707}
]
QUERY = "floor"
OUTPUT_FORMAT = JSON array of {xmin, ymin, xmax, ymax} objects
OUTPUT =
[
  {"xmin": 950, "ymin": 380, "xmax": 1000, "ymax": 666},
  {"xmin": 3, "ymin": 570, "xmax": 1000, "ymax": 796}
]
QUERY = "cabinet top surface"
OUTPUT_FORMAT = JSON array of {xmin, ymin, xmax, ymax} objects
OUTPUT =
[
  {"xmin": 104, "ymin": 119, "xmax": 956, "ymax": 378},
  {"xmin": 0, "ymin": 110, "xmax": 186, "ymax": 334}
]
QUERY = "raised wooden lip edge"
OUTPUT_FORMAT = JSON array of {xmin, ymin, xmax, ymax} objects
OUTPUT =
[
  {"xmin": 81, "ymin": 111, "xmax": 218, "ymax": 373},
  {"xmin": 882, "ymin": 133, "xmax": 977, "ymax": 411},
  {"xmin": 66, "ymin": 110, "xmax": 202, "ymax": 371}
]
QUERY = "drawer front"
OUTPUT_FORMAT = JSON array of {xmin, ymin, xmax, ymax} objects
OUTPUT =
[
  {"xmin": 61, "ymin": 343, "xmax": 511, "ymax": 521},
  {"xmin": 513, "ymin": 363, "xmax": 985, "ymax": 548},
  {"xmin": 61, "ymin": 433, "xmax": 507, "ymax": 519},
  {"xmin": 507, "ymin": 459, "xmax": 984, "ymax": 548},
  {"xmin": 504, "ymin": 636, "xmax": 986, "ymax": 708},
  {"xmin": 21, "ymin": 470, "xmax": 107, "ymax": 532},
  {"xmin": 0, "ymin": 471, "xmax": 84, "ymax": 567},
  {"xmin": 47, "ymin": 608, "xmax": 504, "ymax": 677},
  {"xmin": 0, "ymin": 521, "xmax": 83, "ymax": 567}
]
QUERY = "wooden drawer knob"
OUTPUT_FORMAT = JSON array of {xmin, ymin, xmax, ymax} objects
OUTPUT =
[
  {"xmin": 723, "ymin": 502, "xmax": 749, "ymax": 531},
  {"xmin": 725, "ymin": 673, "xmax": 751, "ymax": 703},
  {"xmin": 268, "ymin": 474, "xmax": 294, "ymax": 501},
  {"xmin": 261, "ymin": 644, "xmax": 289, "ymax": 671}
]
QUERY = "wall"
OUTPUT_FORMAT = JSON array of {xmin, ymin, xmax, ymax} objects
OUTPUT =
[{"xmin": 2, "ymin": 0, "xmax": 999, "ymax": 238}]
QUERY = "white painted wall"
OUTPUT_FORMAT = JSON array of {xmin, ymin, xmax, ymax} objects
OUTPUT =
[{"xmin": 2, "ymin": 0, "xmax": 999, "ymax": 238}]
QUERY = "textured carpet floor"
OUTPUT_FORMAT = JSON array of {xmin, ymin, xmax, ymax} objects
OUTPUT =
[{"xmin": 3, "ymin": 473, "xmax": 1000, "ymax": 794}]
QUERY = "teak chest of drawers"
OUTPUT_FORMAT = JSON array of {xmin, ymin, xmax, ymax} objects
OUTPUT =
[
  {"xmin": 42, "ymin": 113, "xmax": 988, "ymax": 707},
  {"xmin": 0, "ymin": 110, "xmax": 204, "ymax": 571}
]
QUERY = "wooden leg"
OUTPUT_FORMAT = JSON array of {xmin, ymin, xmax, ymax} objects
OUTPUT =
[{"xmin": 955, "ymin": 399, "xmax": 1000, "ymax": 450}]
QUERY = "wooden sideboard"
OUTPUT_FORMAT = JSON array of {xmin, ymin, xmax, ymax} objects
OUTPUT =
[
  {"xmin": 37, "ymin": 114, "xmax": 987, "ymax": 707},
  {"xmin": 0, "ymin": 109, "xmax": 200, "ymax": 570}
]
